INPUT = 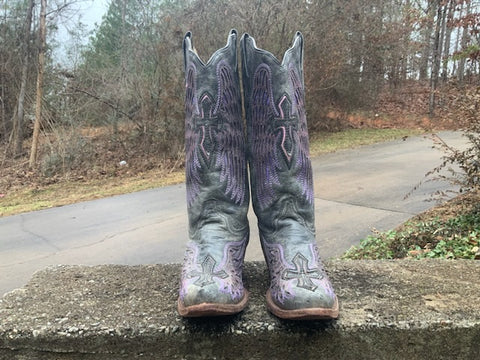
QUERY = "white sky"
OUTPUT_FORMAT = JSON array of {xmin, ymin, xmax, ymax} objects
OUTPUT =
[
  {"xmin": 53, "ymin": 0, "xmax": 110, "ymax": 66},
  {"xmin": 79, "ymin": 0, "xmax": 109, "ymax": 29}
]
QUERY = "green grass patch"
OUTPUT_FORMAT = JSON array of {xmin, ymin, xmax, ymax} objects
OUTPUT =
[
  {"xmin": 309, "ymin": 128, "xmax": 421, "ymax": 156},
  {"xmin": 0, "ymin": 170, "xmax": 184, "ymax": 217},
  {"xmin": 342, "ymin": 205, "xmax": 480, "ymax": 260}
]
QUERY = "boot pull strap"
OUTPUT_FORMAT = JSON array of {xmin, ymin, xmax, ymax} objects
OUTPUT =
[
  {"xmin": 228, "ymin": 29, "xmax": 238, "ymax": 71},
  {"xmin": 240, "ymin": 33, "xmax": 254, "ymax": 77},
  {"xmin": 292, "ymin": 31, "xmax": 304, "ymax": 80},
  {"xmin": 183, "ymin": 31, "xmax": 193, "ymax": 72},
  {"xmin": 294, "ymin": 31, "xmax": 304, "ymax": 68},
  {"xmin": 284, "ymin": 31, "xmax": 304, "ymax": 66},
  {"xmin": 240, "ymin": 33, "xmax": 248, "ymax": 77}
]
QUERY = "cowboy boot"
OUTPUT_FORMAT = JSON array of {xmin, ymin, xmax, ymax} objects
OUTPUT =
[
  {"xmin": 178, "ymin": 30, "xmax": 250, "ymax": 317},
  {"xmin": 241, "ymin": 32, "xmax": 339, "ymax": 320}
]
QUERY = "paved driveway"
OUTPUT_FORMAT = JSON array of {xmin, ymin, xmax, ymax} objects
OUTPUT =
[{"xmin": 0, "ymin": 131, "xmax": 466, "ymax": 296}]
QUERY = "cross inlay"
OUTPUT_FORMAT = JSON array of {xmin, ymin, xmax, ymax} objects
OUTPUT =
[
  {"xmin": 188, "ymin": 255, "xmax": 228, "ymax": 287},
  {"xmin": 193, "ymin": 94, "xmax": 218, "ymax": 159},
  {"xmin": 274, "ymin": 95, "xmax": 298, "ymax": 163},
  {"xmin": 282, "ymin": 253, "xmax": 322, "ymax": 292}
]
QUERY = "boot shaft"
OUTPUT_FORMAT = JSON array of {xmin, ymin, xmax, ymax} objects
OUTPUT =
[
  {"xmin": 183, "ymin": 30, "xmax": 249, "ymax": 229},
  {"xmin": 241, "ymin": 32, "xmax": 315, "ymax": 230},
  {"xmin": 179, "ymin": 30, "xmax": 250, "ymax": 316}
]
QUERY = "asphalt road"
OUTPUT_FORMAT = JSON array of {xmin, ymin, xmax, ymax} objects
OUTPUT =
[{"xmin": 0, "ymin": 131, "xmax": 466, "ymax": 296}]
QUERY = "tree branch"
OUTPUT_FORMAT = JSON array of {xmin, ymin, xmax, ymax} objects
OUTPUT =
[{"xmin": 73, "ymin": 87, "xmax": 134, "ymax": 120}]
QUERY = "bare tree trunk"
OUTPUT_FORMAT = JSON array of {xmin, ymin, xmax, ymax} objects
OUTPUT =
[
  {"xmin": 0, "ymin": 7, "xmax": 4, "ymax": 142},
  {"xmin": 437, "ymin": 0, "xmax": 448, "ymax": 83},
  {"xmin": 457, "ymin": 0, "xmax": 471, "ymax": 85},
  {"xmin": 400, "ymin": 0, "xmax": 411, "ymax": 84},
  {"xmin": 29, "ymin": 0, "xmax": 47, "ymax": 168},
  {"xmin": 14, "ymin": 0, "xmax": 35, "ymax": 157},
  {"xmin": 441, "ymin": 0, "xmax": 454, "ymax": 82},
  {"xmin": 1, "ymin": 80, "xmax": 5, "ymax": 142},
  {"xmin": 429, "ymin": 1, "xmax": 444, "ymax": 117},
  {"xmin": 419, "ymin": 1, "xmax": 435, "ymax": 81},
  {"xmin": 451, "ymin": 1, "xmax": 463, "ymax": 78}
]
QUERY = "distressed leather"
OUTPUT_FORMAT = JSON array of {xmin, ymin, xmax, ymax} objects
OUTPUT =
[
  {"xmin": 178, "ymin": 30, "xmax": 249, "ymax": 316},
  {"xmin": 241, "ymin": 32, "xmax": 338, "ymax": 318}
]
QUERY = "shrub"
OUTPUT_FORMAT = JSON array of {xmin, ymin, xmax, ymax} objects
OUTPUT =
[
  {"xmin": 342, "ymin": 200, "xmax": 480, "ymax": 260},
  {"xmin": 429, "ymin": 86, "xmax": 480, "ymax": 194},
  {"xmin": 41, "ymin": 131, "xmax": 93, "ymax": 177}
]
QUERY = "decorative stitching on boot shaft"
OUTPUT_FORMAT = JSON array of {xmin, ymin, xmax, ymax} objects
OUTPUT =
[
  {"xmin": 248, "ymin": 62, "xmax": 314, "ymax": 210},
  {"xmin": 184, "ymin": 60, "xmax": 247, "ymax": 207},
  {"xmin": 289, "ymin": 64, "xmax": 314, "ymax": 204}
]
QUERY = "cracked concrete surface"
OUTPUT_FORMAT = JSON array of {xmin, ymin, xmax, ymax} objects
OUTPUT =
[
  {"xmin": 1, "ymin": 260, "xmax": 479, "ymax": 359},
  {"xmin": 0, "ymin": 131, "xmax": 467, "ymax": 296}
]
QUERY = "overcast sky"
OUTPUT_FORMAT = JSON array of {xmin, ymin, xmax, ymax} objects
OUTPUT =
[
  {"xmin": 79, "ymin": 0, "xmax": 109, "ymax": 29},
  {"xmin": 54, "ymin": 0, "xmax": 109, "ymax": 66}
]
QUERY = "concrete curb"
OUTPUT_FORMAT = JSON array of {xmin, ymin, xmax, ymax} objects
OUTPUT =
[{"xmin": 1, "ymin": 260, "xmax": 479, "ymax": 359}]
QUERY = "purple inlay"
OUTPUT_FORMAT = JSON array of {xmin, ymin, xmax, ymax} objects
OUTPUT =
[
  {"xmin": 185, "ymin": 63, "xmax": 202, "ymax": 207},
  {"xmin": 184, "ymin": 58, "xmax": 246, "ymax": 207},
  {"xmin": 288, "ymin": 64, "xmax": 314, "ymax": 205},
  {"xmin": 179, "ymin": 241, "xmax": 200, "ymax": 300},
  {"xmin": 278, "ymin": 126, "xmax": 292, "ymax": 163},
  {"xmin": 262, "ymin": 241, "xmax": 295, "ymax": 304},
  {"xmin": 250, "ymin": 64, "xmax": 281, "ymax": 210},
  {"xmin": 216, "ymin": 238, "xmax": 247, "ymax": 300},
  {"xmin": 262, "ymin": 241, "xmax": 336, "ymax": 305},
  {"xmin": 179, "ymin": 239, "xmax": 247, "ymax": 302},
  {"xmin": 213, "ymin": 61, "xmax": 247, "ymax": 205},
  {"xmin": 310, "ymin": 244, "xmax": 336, "ymax": 298},
  {"xmin": 278, "ymin": 95, "xmax": 286, "ymax": 119}
]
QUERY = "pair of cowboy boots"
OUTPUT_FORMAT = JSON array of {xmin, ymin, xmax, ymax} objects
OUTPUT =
[{"xmin": 177, "ymin": 29, "xmax": 339, "ymax": 320}]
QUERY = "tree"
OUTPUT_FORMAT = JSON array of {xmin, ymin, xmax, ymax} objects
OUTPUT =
[
  {"xmin": 429, "ymin": 1, "xmax": 443, "ymax": 116},
  {"xmin": 0, "ymin": 0, "xmax": 37, "ymax": 150},
  {"xmin": 457, "ymin": 0, "xmax": 475, "ymax": 84},
  {"xmin": 14, "ymin": 0, "xmax": 35, "ymax": 157},
  {"xmin": 2, "ymin": 0, "xmax": 478, "ymax": 178},
  {"xmin": 73, "ymin": 0, "xmax": 186, "ymax": 154},
  {"xmin": 29, "ymin": 0, "xmax": 47, "ymax": 167},
  {"xmin": 441, "ymin": 0, "xmax": 455, "ymax": 82},
  {"xmin": 419, "ymin": 0, "xmax": 436, "ymax": 81}
]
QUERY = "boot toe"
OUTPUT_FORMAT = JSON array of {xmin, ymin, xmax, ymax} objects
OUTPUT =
[
  {"xmin": 266, "ymin": 285, "xmax": 339, "ymax": 320},
  {"xmin": 181, "ymin": 282, "xmax": 245, "ymax": 307},
  {"xmin": 281, "ymin": 286, "xmax": 337, "ymax": 310},
  {"xmin": 178, "ymin": 284, "xmax": 248, "ymax": 317}
]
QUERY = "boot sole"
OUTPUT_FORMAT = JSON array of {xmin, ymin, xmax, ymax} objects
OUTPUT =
[
  {"xmin": 266, "ymin": 290, "xmax": 339, "ymax": 320},
  {"xmin": 177, "ymin": 291, "xmax": 249, "ymax": 317}
]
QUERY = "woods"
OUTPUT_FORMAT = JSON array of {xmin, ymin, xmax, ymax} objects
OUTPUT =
[{"xmin": 0, "ymin": 0, "xmax": 479, "ymax": 179}]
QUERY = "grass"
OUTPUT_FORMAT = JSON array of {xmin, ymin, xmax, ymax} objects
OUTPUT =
[
  {"xmin": 0, "ymin": 170, "xmax": 184, "ymax": 217},
  {"xmin": 309, "ymin": 128, "xmax": 421, "ymax": 156},
  {"xmin": 342, "ymin": 191, "xmax": 480, "ymax": 260},
  {"xmin": 0, "ymin": 128, "xmax": 421, "ymax": 217}
]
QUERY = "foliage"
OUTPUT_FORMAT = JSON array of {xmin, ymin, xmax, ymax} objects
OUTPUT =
[
  {"xmin": 40, "ymin": 129, "xmax": 93, "ymax": 177},
  {"xmin": 342, "ymin": 229, "xmax": 396, "ymax": 260},
  {"xmin": 72, "ymin": 0, "xmax": 184, "ymax": 156},
  {"xmin": 1, "ymin": 0, "xmax": 480, "ymax": 177},
  {"xmin": 425, "ymin": 86, "xmax": 480, "ymax": 195},
  {"xmin": 0, "ymin": 0, "xmax": 37, "ymax": 143},
  {"xmin": 342, "ymin": 194, "xmax": 480, "ymax": 260}
]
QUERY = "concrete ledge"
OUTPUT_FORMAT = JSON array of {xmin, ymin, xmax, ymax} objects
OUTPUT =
[{"xmin": 1, "ymin": 260, "xmax": 479, "ymax": 359}]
